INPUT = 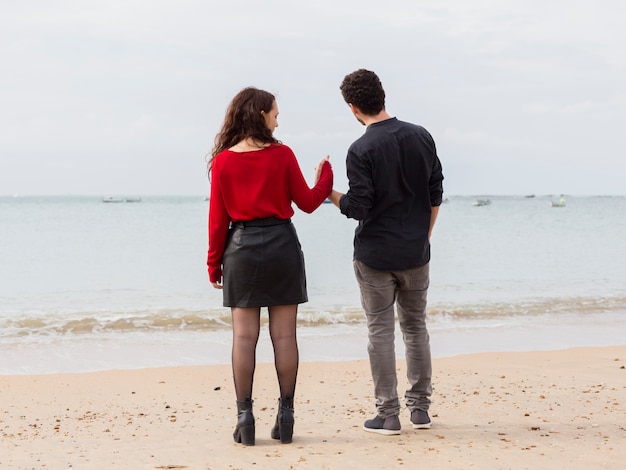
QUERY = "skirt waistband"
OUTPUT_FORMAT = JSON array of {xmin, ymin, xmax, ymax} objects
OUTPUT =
[{"xmin": 231, "ymin": 217, "xmax": 291, "ymax": 228}]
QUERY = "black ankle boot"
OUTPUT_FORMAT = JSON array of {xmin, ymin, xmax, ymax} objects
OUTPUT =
[
  {"xmin": 270, "ymin": 397, "xmax": 294, "ymax": 443},
  {"xmin": 233, "ymin": 398, "xmax": 255, "ymax": 446}
]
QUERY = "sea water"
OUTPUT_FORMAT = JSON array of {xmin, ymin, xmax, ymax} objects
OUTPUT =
[{"xmin": 1, "ymin": 195, "xmax": 625, "ymax": 374}]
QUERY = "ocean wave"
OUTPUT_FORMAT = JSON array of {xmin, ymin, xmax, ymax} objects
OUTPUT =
[
  {"xmin": 0, "ymin": 307, "xmax": 368, "ymax": 338},
  {"xmin": 1, "ymin": 309, "xmax": 232, "ymax": 337},
  {"xmin": 1, "ymin": 295, "xmax": 625, "ymax": 339},
  {"xmin": 429, "ymin": 295, "xmax": 626, "ymax": 320}
]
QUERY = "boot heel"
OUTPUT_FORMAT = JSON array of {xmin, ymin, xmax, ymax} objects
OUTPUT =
[
  {"xmin": 279, "ymin": 421, "xmax": 293, "ymax": 444},
  {"xmin": 271, "ymin": 397, "xmax": 294, "ymax": 443},
  {"xmin": 233, "ymin": 399, "xmax": 255, "ymax": 446},
  {"xmin": 235, "ymin": 424, "xmax": 255, "ymax": 445}
]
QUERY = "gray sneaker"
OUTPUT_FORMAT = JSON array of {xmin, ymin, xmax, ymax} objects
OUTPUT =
[
  {"xmin": 363, "ymin": 415, "xmax": 401, "ymax": 435},
  {"xmin": 410, "ymin": 409, "xmax": 431, "ymax": 429}
]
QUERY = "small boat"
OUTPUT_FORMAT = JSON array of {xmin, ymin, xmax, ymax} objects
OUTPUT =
[
  {"xmin": 125, "ymin": 197, "xmax": 142, "ymax": 203},
  {"xmin": 550, "ymin": 198, "xmax": 566, "ymax": 208},
  {"xmin": 473, "ymin": 199, "xmax": 491, "ymax": 206},
  {"xmin": 101, "ymin": 196, "xmax": 124, "ymax": 203}
]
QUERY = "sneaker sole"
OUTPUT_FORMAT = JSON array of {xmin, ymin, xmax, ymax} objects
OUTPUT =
[
  {"xmin": 411, "ymin": 422, "xmax": 431, "ymax": 429},
  {"xmin": 363, "ymin": 426, "xmax": 401, "ymax": 435}
]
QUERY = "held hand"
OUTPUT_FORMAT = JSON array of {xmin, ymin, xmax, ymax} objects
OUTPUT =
[
  {"xmin": 211, "ymin": 281, "xmax": 223, "ymax": 290},
  {"xmin": 314, "ymin": 155, "xmax": 330, "ymax": 184}
]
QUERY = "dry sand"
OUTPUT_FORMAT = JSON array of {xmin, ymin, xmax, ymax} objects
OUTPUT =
[{"xmin": 1, "ymin": 346, "xmax": 625, "ymax": 469}]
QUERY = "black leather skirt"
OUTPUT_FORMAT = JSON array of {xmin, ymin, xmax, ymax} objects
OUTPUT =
[{"xmin": 222, "ymin": 218, "xmax": 308, "ymax": 307}]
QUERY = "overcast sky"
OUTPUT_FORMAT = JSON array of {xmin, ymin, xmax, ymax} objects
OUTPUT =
[{"xmin": 1, "ymin": 0, "xmax": 625, "ymax": 196}]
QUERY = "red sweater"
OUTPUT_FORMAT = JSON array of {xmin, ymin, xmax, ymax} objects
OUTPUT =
[{"xmin": 207, "ymin": 144, "xmax": 333, "ymax": 283}]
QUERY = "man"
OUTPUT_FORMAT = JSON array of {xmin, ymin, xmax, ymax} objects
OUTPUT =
[{"xmin": 328, "ymin": 69, "xmax": 444, "ymax": 435}]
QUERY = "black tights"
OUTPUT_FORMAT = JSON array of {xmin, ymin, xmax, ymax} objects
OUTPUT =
[{"xmin": 231, "ymin": 305, "xmax": 299, "ymax": 401}]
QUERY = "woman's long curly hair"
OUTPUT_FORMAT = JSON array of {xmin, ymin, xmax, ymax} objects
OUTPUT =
[{"xmin": 207, "ymin": 87, "xmax": 280, "ymax": 172}]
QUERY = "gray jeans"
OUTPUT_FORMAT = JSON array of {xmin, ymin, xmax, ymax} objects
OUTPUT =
[{"xmin": 354, "ymin": 260, "xmax": 432, "ymax": 418}]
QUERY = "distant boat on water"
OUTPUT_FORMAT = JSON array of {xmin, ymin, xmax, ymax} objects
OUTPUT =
[
  {"xmin": 550, "ymin": 197, "xmax": 566, "ymax": 207},
  {"xmin": 101, "ymin": 196, "xmax": 124, "ymax": 203},
  {"xmin": 101, "ymin": 196, "xmax": 141, "ymax": 203},
  {"xmin": 473, "ymin": 199, "xmax": 491, "ymax": 206}
]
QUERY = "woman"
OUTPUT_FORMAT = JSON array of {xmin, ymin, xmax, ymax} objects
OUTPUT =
[{"xmin": 207, "ymin": 87, "xmax": 333, "ymax": 446}]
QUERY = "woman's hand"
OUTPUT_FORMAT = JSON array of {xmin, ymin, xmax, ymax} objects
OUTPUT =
[
  {"xmin": 211, "ymin": 281, "xmax": 223, "ymax": 290},
  {"xmin": 314, "ymin": 155, "xmax": 330, "ymax": 184}
]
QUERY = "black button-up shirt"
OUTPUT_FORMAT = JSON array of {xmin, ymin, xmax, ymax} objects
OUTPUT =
[{"xmin": 339, "ymin": 117, "xmax": 444, "ymax": 271}]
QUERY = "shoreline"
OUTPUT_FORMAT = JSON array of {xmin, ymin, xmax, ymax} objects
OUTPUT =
[
  {"xmin": 3, "ymin": 309, "xmax": 626, "ymax": 375},
  {"xmin": 1, "ymin": 345, "xmax": 625, "ymax": 469}
]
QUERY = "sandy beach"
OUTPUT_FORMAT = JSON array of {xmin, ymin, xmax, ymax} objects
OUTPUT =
[{"xmin": 1, "ymin": 345, "xmax": 625, "ymax": 469}]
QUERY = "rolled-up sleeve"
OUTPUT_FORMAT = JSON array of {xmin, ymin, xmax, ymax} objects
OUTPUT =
[
  {"xmin": 339, "ymin": 149, "xmax": 373, "ymax": 221},
  {"xmin": 429, "ymin": 155, "xmax": 444, "ymax": 206}
]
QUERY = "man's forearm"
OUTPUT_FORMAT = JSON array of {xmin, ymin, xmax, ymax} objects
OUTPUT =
[{"xmin": 328, "ymin": 190, "xmax": 344, "ymax": 208}]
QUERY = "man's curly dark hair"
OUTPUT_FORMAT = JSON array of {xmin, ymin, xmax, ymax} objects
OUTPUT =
[{"xmin": 340, "ymin": 69, "xmax": 386, "ymax": 115}]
